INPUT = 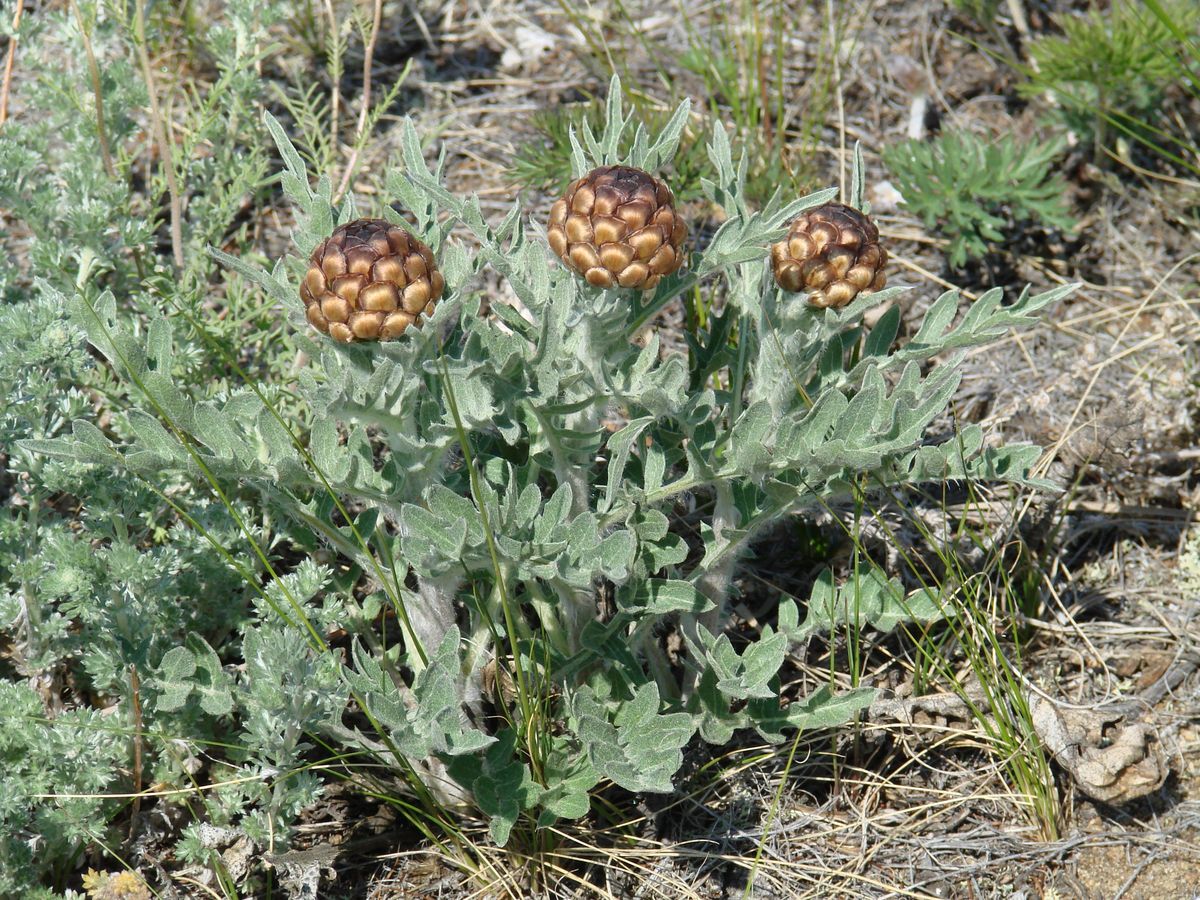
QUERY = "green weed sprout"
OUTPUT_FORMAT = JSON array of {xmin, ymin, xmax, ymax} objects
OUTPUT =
[{"xmin": 883, "ymin": 129, "xmax": 1076, "ymax": 268}]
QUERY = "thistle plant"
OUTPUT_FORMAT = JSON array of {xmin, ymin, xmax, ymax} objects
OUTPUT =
[{"xmin": 29, "ymin": 77, "xmax": 1073, "ymax": 851}]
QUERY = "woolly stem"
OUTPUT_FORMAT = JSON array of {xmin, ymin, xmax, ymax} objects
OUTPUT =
[
  {"xmin": 695, "ymin": 480, "xmax": 740, "ymax": 634},
  {"xmin": 405, "ymin": 572, "xmax": 460, "ymax": 670},
  {"xmin": 681, "ymin": 480, "xmax": 741, "ymax": 699}
]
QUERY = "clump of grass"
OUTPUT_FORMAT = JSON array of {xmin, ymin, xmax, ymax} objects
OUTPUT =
[
  {"xmin": 543, "ymin": 0, "xmax": 851, "ymax": 207},
  {"xmin": 898, "ymin": 479, "xmax": 1064, "ymax": 842},
  {"xmin": 1020, "ymin": 0, "xmax": 1200, "ymax": 170}
]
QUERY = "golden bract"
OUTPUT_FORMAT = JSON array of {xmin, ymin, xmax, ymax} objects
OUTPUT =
[
  {"xmin": 301, "ymin": 218, "xmax": 444, "ymax": 342},
  {"xmin": 547, "ymin": 165, "xmax": 687, "ymax": 291},
  {"xmin": 770, "ymin": 202, "xmax": 887, "ymax": 309}
]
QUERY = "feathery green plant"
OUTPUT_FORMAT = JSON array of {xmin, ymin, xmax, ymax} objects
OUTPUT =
[
  {"xmin": 1020, "ymin": 0, "xmax": 1198, "ymax": 167},
  {"xmin": 882, "ymin": 129, "xmax": 1076, "ymax": 268}
]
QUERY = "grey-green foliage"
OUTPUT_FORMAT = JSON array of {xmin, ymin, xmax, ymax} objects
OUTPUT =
[
  {"xmin": 28, "ymin": 75, "xmax": 1073, "ymax": 846},
  {"xmin": 882, "ymin": 129, "xmax": 1075, "ymax": 267},
  {"xmin": 0, "ymin": 683, "xmax": 127, "ymax": 894},
  {"xmin": 0, "ymin": 1, "xmax": 322, "ymax": 890}
]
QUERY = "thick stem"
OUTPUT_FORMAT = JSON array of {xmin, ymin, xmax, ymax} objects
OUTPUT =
[
  {"xmin": 542, "ymin": 309, "xmax": 608, "ymax": 652},
  {"xmin": 638, "ymin": 625, "xmax": 679, "ymax": 703},
  {"xmin": 532, "ymin": 399, "xmax": 591, "ymax": 521},
  {"xmin": 462, "ymin": 613, "xmax": 492, "ymax": 716},
  {"xmin": 552, "ymin": 579, "xmax": 597, "ymax": 656},
  {"xmin": 526, "ymin": 581, "xmax": 569, "ymax": 657},
  {"xmin": 563, "ymin": 312, "xmax": 604, "ymax": 517},
  {"xmin": 322, "ymin": 721, "xmax": 471, "ymax": 807},
  {"xmin": 407, "ymin": 572, "xmax": 460, "ymax": 668},
  {"xmin": 681, "ymin": 481, "xmax": 740, "ymax": 699},
  {"xmin": 748, "ymin": 295, "xmax": 807, "ymax": 417},
  {"xmin": 694, "ymin": 480, "xmax": 740, "ymax": 635}
]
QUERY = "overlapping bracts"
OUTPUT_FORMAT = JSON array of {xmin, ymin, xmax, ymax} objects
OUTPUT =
[
  {"xmin": 547, "ymin": 165, "xmax": 687, "ymax": 291},
  {"xmin": 770, "ymin": 203, "xmax": 887, "ymax": 309},
  {"xmin": 301, "ymin": 218, "xmax": 444, "ymax": 342}
]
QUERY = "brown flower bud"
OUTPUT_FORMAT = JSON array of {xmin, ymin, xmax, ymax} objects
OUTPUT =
[
  {"xmin": 547, "ymin": 165, "xmax": 687, "ymax": 291},
  {"xmin": 301, "ymin": 218, "xmax": 444, "ymax": 342},
  {"xmin": 770, "ymin": 202, "xmax": 887, "ymax": 309}
]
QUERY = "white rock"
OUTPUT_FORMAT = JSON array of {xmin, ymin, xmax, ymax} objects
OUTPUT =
[{"xmin": 500, "ymin": 24, "xmax": 556, "ymax": 71}]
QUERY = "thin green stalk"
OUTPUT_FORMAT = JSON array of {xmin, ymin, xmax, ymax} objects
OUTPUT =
[
  {"xmin": 743, "ymin": 728, "xmax": 805, "ymax": 899},
  {"xmin": 69, "ymin": 0, "xmax": 115, "ymax": 178},
  {"xmin": 439, "ymin": 352, "xmax": 548, "ymax": 782},
  {"xmin": 131, "ymin": 0, "xmax": 184, "ymax": 271}
]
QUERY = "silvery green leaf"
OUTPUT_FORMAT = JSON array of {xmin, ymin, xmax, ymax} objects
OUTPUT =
[
  {"xmin": 153, "ymin": 635, "xmax": 233, "ymax": 716},
  {"xmin": 146, "ymin": 316, "xmax": 173, "ymax": 375},
  {"xmin": 411, "ymin": 630, "xmax": 494, "ymax": 757},
  {"xmin": 863, "ymin": 304, "xmax": 901, "ymax": 360},
  {"xmin": 642, "ymin": 99, "xmax": 691, "ymax": 171},
  {"xmin": 532, "ymin": 483, "xmax": 573, "ymax": 543},
  {"xmin": 127, "ymin": 411, "xmax": 184, "ymax": 460},
  {"xmin": 446, "ymin": 730, "xmax": 537, "ymax": 846},
  {"xmin": 601, "ymin": 416, "xmax": 654, "ymax": 512},
  {"xmin": 192, "ymin": 403, "xmax": 240, "ymax": 459},
  {"xmin": 849, "ymin": 141, "xmax": 867, "ymax": 211},
  {"xmin": 153, "ymin": 646, "xmax": 199, "ymax": 713},
  {"xmin": 689, "ymin": 667, "xmax": 747, "ymax": 744},
  {"xmin": 536, "ymin": 735, "xmax": 599, "ymax": 823},
  {"xmin": 725, "ymin": 401, "xmax": 774, "ymax": 473},
  {"xmin": 402, "ymin": 505, "xmax": 469, "ymax": 562},
  {"xmin": 628, "ymin": 509, "xmax": 687, "ymax": 572},
  {"xmin": 19, "ymin": 419, "xmax": 117, "ymax": 465},
  {"xmin": 911, "ymin": 290, "xmax": 962, "ymax": 346},
  {"xmin": 620, "ymin": 579, "xmax": 713, "ymax": 615},
  {"xmin": 309, "ymin": 418, "xmax": 349, "ymax": 482},
  {"xmin": 786, "ymin": 567, "xmax": 949, "ymax": 642},
  {"xmin": 748, "ymin": 684, "xmax": 875, "ymax": 743},
  {"xmin": 68, "ymin": 289, "xmax": 147, "ymax": 380},
  {"xmin": 687, "ymin": 626, "xmax": 785, "ymax": 701},
  {"xmin": 207, "ymin": 245, "xmax": 293, "ymax": 305},
  {"xmin": 597, "ymin": 530, "xmax": 635, "ymax": 581},
  {"xmin": 642, "ymin": 442, "xmax": 666, "ymax": 494},
  {"xmin": 570, "ymin": 683, "xmax": 694, "ymax": 794}
]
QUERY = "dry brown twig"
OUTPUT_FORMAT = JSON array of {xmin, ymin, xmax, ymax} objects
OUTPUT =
[
  {"xmin": 0, "ymin": 0, "xmax": 24, "ymax": 127},
  {"xmin": 132, "ymin": 0, "xmax": 185, "ymax": 270},
  {"xmin": 335, "ymin": 0, "xmax": 384, "ymax": 202},
  {"xmin": 323, "ymin": 0, "xmax": 342, "ymax": 163}
]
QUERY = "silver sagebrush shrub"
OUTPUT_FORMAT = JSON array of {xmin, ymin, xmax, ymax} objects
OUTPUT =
[{"xmin": 30, "ymin": 78, "xmax": 1074, "ymax": 846}]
